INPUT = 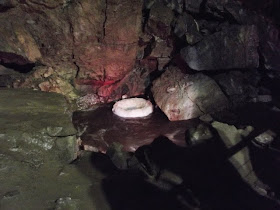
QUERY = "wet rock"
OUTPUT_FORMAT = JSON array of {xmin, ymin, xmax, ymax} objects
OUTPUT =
[
  {"xmin": 0, "ymin": 89, "xmax": 78, "ymax": 165},
  {"xmin": 152, "ymin": 67, "xmax": 229, "ymax": 121},
  {"xmin": 186, "ymin": 123, "xmax": 213, "ymax": 145},
  {"xmin": 174, "ymin": 13, "xmax": 203, "ymax": 45},
  {"xmin": 181, "ymin": 25, "xmax": 259, "ymax": 71}
]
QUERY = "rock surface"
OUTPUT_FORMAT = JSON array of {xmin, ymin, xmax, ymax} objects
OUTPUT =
[
  {"xmin": 213, "ymin": 70, "xmax": 260, "ymax": 106},
  {"xmin": 0, "ymin": 88, "xmax": 78, "ymax": 165},
  {"xmin": 1, "ymin": 0, "xmax": 280, "ymax": 108},
  {"xmin": 181, "ymin": 25, "xmax": 259, "ymax": 71},
  {"xmin": 0, "ymin": 0, "xmax": 144, "ymax": 101},
  {"xmin": 152, "ymin": 67, "xmax": 229, "ymax": 121}
]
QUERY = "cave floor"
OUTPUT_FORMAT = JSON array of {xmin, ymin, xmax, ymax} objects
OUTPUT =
[{"xmin": 73, "ymin": 102, "xmax": 280, "ymax": 210}]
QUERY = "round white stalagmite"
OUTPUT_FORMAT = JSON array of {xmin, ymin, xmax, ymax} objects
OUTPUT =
[{"xmin": 112, "ymin": 98, "xmax": 153, "ymax": 118}]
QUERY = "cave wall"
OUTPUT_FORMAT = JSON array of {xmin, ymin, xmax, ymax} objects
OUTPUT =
[
  {"xmin": 0, "ymin": 0, "xmax": 144, "ymax": 101},
  {"xmin": 0, "ymin": 0, "xmax": 280, "ymax": 109}
]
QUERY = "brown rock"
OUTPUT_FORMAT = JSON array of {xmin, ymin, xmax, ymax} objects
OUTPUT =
[
  {"xmin": 74, "ymin": 0, "xmax": 143, "ymax": 83},
  {"xmin": 146, "ymin": 1, "xmax": 174, "ymax": 39},
  {"xmin": 181, "ymin": 25, "xmax": 259, "ymax": 71},
  {"xmin": 152, "ymin": 66, "xmax": 229, "ymax": 121}
]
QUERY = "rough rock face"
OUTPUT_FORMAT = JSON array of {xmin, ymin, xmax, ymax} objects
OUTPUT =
[
  {"xmin": 213, "ymin": 70, "xmax": 260, "ymax": 106},
  {"xmin": 144, "ymin": 1, "xmax": 174, "ymax": 70},
  {"xmin": 174, "ymin": 12, "xmax": 203, "ymax": 45},
  {"xmin": 184, "ymin": 0, "xmax": 203, "ymax": 13},
  {"xmin": 258, "ymin": 19, "xmax": 280, "ymax": 71},
  {"xmin": 0, "ymin": 88, "xmax": 78, "ymax": 165},
  {"xmin": 1, "ymin": 0, "xmax": 280, "ymax": 107},
  {"xmin": 73, "ymin": 0, "xmax": 143, "ymax": 85},
  {"xmin": 203, "ymin": 0, "xmax": 280, "ymax": 71},
  {"xmin": 0, "ymin": 0, "xmax": 143, "ymax": 101},
  {"xmin": 152, "ymin": 67, "xmax": 229, "ymax": 121},
  {"xmin": 181, "ymin": 25, "xmax": 259, "ymax": 71}
]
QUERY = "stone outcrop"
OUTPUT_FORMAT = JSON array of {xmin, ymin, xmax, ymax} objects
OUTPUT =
[
  {"xmin": 152, "ymin": 67, "xmax": 229, "ymax": 121},
  {"xmin": 181, "ymin": 25, "xmax": 259, "ymax": 71},
  {"xmin": 0, "ymin": 88, "xmax": 78, "ymax": 165}
]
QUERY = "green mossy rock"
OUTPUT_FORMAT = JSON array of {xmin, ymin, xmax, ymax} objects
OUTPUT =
[{"xmin": 0, "ymin": 88, "xmax": 78, "ymax": 165}]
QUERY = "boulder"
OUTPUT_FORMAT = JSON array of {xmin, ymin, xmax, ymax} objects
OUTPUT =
[
  {"xmin": 152, "ymin": 67, "xmax": 229, "ymax": 121},
  {"xmin": 181, "ymin": 25, "xmax": 259, "ymax": 71},
  {"xmin": 0, "ymin": 89, "xmax": 78, "ymax": 165}
]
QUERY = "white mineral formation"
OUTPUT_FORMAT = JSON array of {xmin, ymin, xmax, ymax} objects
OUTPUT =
[{"xmin": 112, "ymin": 98, "xmax": 153, "ymax": 118}]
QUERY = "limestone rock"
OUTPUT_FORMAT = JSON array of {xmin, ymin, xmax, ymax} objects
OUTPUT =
[
  {"xmin": 17, "ymin": 65, "xmax": 79, "ymax": 100},
  {"xmin": 152, "ymin": 67, "xmax": 229, "ymax": 121},
  {"xmin": 150, "ymin": 38, "xmax": 172, "ymax": 70},
  {"xmin": 203, "ymin": 0, "xmax": 280, "ymax": 71},
  {"xmin": 174, "ymin": 13, "xmax": 203, "ymax": 45},
  {"xmin": 73, "ymin": 0, "xmax": 143, "ymax": 84},
  {"xmin": 146, "ymin": 1, "xmax": 174, "ymax": 39},
  {"xmin": 181, "ymin": 25, "xmax": 259, "ymax": 71},
  {"xmin": 0, "ymin": 0, "xmax": 143, "ymax": 102},
  {"xmin": 0, "ymin": 89, "xmax": 78, "ymax": 165},
  {"xmin": 211, "ymin": 121, "xmax": 254, "ymax": 148},
  {"xmin": 213, "ymin": 70, "xmax": 260, "ymax": 106},
  {"xmin": 54, "ymin": 197, "xmax": 81, "ymax": 210}
]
